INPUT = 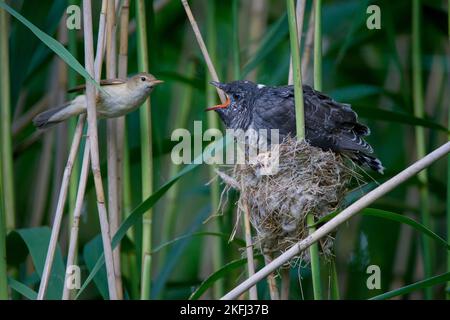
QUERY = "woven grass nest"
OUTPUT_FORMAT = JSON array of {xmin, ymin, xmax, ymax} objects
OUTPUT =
[{"xmin": 217, "ymin": 136, "xmax": 360, "ymax": 264}]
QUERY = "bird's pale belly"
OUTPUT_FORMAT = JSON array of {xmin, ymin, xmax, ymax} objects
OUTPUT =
[{"xmin": 96, "ymin": 91, "xmax": 144, "ymax": 118}]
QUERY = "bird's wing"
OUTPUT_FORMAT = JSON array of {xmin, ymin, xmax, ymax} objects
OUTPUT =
[
  {"xmin": 252, "ymin": 86, "xmax": 297, "ymax": 137},
  {"xmin": 302, "ymin": 85, "xmax": 373, "ymax": 154},
  {"xmin": 253, "ymin": 85, "xmax": 373, "ymax": 154},
  {"xmin": 67, "ymin": 78, "xmax": 127, "ymax": 93}
]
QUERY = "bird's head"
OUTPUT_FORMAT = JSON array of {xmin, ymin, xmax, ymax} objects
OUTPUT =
[
  {"xmin": 207, "ymin": 80, "xmax": 259, "ymax": 128},
  {"xmin": 129, "ymin": 72, "xmax": 164, "ymax": 92}
]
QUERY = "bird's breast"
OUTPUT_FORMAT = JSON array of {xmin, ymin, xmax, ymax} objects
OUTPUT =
[{"xmin": 97, "ymin": 85, "xmax": 148, "ymax": 117}]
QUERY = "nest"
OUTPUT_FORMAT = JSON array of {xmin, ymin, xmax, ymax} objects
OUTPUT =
[{"xmin": 217, "ymin": 136, "xmax": 358, "ymax": 265}]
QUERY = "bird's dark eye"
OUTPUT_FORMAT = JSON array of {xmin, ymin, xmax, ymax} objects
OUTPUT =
[
  {"xmin": 141, "ymin": 77, "xmax": 146, "ymax": 82},
  {"xmin": 233, "ymin": 93, "xmax": 241, "ymax": 100}
]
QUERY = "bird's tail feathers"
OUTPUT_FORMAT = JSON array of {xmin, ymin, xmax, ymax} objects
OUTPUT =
[
  {"xmin": 33, "ymin": 101, "xmax": 84, "ymax": 129},
  {"xmin": 350, "ymin": 152, "xmax": 384, "ymax": 174}
]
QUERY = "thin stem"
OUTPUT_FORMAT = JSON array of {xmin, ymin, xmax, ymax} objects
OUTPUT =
[
  {"xmin": 446, "ymin": 0, "xmax": 450, "ymax": 300},
  {"xmin": 307, "ymin": 214, "xmax": 322, "ymax": 299},
  {"xmin": 232, "ymin": 1, "xmax": 257, "ymax": 299},
  {"xmin": 280, "ymin": 268, "xmax": 290, "ymax": 300},
  {"xmin": 330, "ymin": 260, "xmax": 340, "ymax": 299},
  {"xmin": 117, "ymin": 0, "xmax": 130, "ymax": 299},
  {"xmin": 82, "ymin": 0, "xmax": 118, "ymax": 300},
  {"xmin": 0, "ymin": 163, "xmax": 6, "ymax": 299},
  {"xmin": 288, "ymin": 0, "xmax": 306, "ymax": 85},
  {"xmin": 412, "ymin": 0, "xmax": 432, "ymax": 299},
  {"xmin": 36, "ymin": 0, "xmax": 111, "ymax": 300},
  {"xmin": 105, "ymin": 0, "xmax": 123, "ymax": 299},
  {"xmin": 136, "ymin": 0, "xmax": 154, "ymax": 300},
  {"xmin": 67, "ymin": 0, "xmax": 80, "ymax": 245},
  {"xmin": 308, "ymin": 0, "xmax": 324, "ymax": 300},
  {"xmin": 286, "ymin": 0, "xmax": 305, "ymax": 140},
  {"xmin": 0, "ymin": 4, "xmax": 15, "ymax": 232},
  {"xmin": 181, "ymin": 0, "xmax": 226, "ymax": 103},
  {"xmin": 264, "ymin": 254, "xmax": 280, "ymax": 300},
  {"xmin": 205, "ymin": 0, "xmax": 225, "ymax": 298},
  {"xmin": 243, "ymin": 202, "xmax": 258, "ymax": 300},
  {"xmin": 63, "ymin": 140, "xmax": 91, "ymax": 300},
  {"xmin": 301, "ymin": 5, "xmax": 315, "ymax": 79},
  {"xmin": 37, "ymin": 114, "xmax": 86, "ymax": 300},
  {"xmin": 221, "ymin": 141, "xmax": 450, "ymax": 300},
  {"xmin": 313, "ymin": 0, "xmax": 322, "ymax": 91}
]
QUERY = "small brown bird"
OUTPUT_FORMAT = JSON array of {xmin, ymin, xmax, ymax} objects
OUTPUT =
[{"xmin": 33, "ymin": 72, "xmax": 163, "ymax": 129}]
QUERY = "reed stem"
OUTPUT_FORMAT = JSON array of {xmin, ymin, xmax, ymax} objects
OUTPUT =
[
  {"xmin": 63, "ymin": 140, "xmax": 91, "ymax": 299},
  {"xmin": 412, "ymin": 0, "xmax": 432, "ymax": 299},
  {"xmin": 82, "ymin": 0, "xmax": 118, "ymax": 300},
  {"xmin": 205, "ymin": 0, "xmax": 225, "ymax": 298},
  {"xmin": 446, "ymin": 0, "xmax": 450, "ymax": 300},
  {"xmin": 67, "ymin": 0, "xmax": 80, "ymax": 242},
  {"xmin": 136, "ymin": 0, "xmax": 154, "ymax": 300},
  {"xmin": 288, "ymin": 0, "xmax": 306, "ymax": 85},
  {"xmin": 0, "ymin": 7, "xmax": 10, "ymax": 299},
  {"xmin": 243, "ymin": 202, "xmax": 258, "ymax": 300},
  {"xmin": 286, "ymin": 0, "xmax": 305, "ymax": 140},
  {"xmin": 105, "ymin": 0, "xmax": 123, "ymax": 299},
  {"xmin": 0, "ymin": 3, "xmax": 15, "ymax": 232},
  {"xmin": 0, "ymin": 170, "xmax": 6, "ymax": 299}
]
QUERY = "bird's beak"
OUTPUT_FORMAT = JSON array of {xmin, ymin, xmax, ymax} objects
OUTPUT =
[
  {"xmin": 206, "ymin": 97, "xmax": 230, "ymax": 111},
  {"xmin": 206, "ymin": 81, "xmax": 230, "ymax": 111},
  {"xmin": 150, "ymin": 79, "xmax": 164, "ymax": 86}
]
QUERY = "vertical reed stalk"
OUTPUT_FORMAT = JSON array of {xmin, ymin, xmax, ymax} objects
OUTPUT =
[
  {"xmin": 37, "ymin": 0, "xmax": 110, "ymax": 300},
  {"xmin": 0, "ymin": 4, "xmax": 15, "ymax": 232},
  {"xmin": 280, "ymin": 268, "xmax": 290, "ymax": 300},
  {"xmin": 310, "ymin": 0, "xmax": 323, "ymax": 299},
  {"xmin": 67, "ymin": 0, "xmax": 80, "ymax": 234},
  {"xmin": 330, "ymin": 260, "xmax": 340, "ymax": 299},
  {"xmin": 264, "ymin": 254, "xmax": 280, "ymax": 299},
  {"xmin": 181, "ymin": 0, "xmax": 226, "ymax": 102},
  {"xmin": 446, "ymin": 0, "xmax": 450, "ymax": 300},
  {"xmin": 63, "ymin": 140, "xmax": 91, "ymax": 299},
  {"xmin": 287, "ymin": 0, "xmax": 305, "ymax": 139},
  {"xmin": 120, "ymin": 0, "xmax": 133, "ymax": 246},
  {"xmin": 105, "ymin": 0, "xmax": 123, "ymax": 299},
  {"xmin": 117, "ymin": 0, "xmax": 132, "ymax": 299},
  {"xmin": 243, "ymin": 202, "xmax": 258, "ymax": 300},
  {"xmin": 288, "ymin": 0, "xmax": 306, "ymax": 85},
  {"xmin": 313, "ymin": 0, "xmax": 322, "ymax": 92},
  {"xmin": 301, "ymin": 5, "xmax": 315, "ymax": 79},
  {"xmin": 0, "ymin": 166, "xmax": 6, "ymax": 299},
  {"xmin": 205, "ymin": 0, "xmax": 225, "ymax": 298},
  {"xmin": 136, "ymin": 0, "xmax": 154, "ymax": 300},
  {"xmin": 232, "ymin": 1, "xmax": 257, "ymax": 299},
  {"xmin": 412, "ymin": 0, "xmax": 432, "ymax": 299},
  {"xmin": 82, "ymin": 0, "xmax": 118, "ymax": 300},
  {"xmin": 307, "ymin": 214, "xmax": 322, "ymax": 299}
]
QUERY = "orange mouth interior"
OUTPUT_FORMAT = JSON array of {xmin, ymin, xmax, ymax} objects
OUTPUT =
[{"xmin": 205, "ymin": 97, "xmax": 230, "ymax": 111}]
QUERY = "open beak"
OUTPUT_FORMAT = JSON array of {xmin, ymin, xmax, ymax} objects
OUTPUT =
[
  {"xmin": 206, "ymin": 96, "xmax": 230, "ymax": 111},
  {"xmin": 206, "ymin": 81, "xmax": 230, "ymax": 111},
  {"xmin": 150, "ymin": 79, "xmax": 164, "ymax": 86}
]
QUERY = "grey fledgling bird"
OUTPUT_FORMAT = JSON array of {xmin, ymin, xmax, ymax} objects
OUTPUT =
[
  {"xmin": 207, "ymin": 80, "xmax": 384, "ymax": 173},
  {"xmin": 33, "ymin": 72, "xmax": 163, "ymax": 129}
]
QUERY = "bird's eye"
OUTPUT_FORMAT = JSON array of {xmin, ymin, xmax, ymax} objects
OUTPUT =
[
  {"xmin": 233, "ymin": 93, "xmax": 241, "ymax": 100},
  {"xmin": 141, "ymin": 77, "xmax": 146, "ymax": 82}
]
